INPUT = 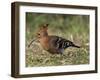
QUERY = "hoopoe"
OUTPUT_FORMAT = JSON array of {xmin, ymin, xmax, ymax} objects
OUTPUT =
[{"xmin": 28, "ymin": 24, "xmax": 80, "ymax": 54}]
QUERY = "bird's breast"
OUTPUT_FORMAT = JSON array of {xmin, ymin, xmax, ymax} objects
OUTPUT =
[{"xmin": 39, "ymin": 37, "xmax": 50, "ymax": 50}]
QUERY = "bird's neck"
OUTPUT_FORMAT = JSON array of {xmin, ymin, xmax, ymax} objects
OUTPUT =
[
  {"xmin": 39, "ymin": 34, "xmax": 50, "ymax": 50},
  {"xmin": 41, "ymin": 32, "xmax": 49, "ymax": 38}
]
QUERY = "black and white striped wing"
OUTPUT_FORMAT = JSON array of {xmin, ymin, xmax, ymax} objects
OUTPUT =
[{"xmin": 50, "ymin": 36, "xmax": 73, "ymax": 50}]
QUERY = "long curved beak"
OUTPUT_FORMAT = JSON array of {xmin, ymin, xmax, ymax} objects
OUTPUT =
[{"xmin": 28, "ymin": 38, "xmax": 38, "ymax": 47}]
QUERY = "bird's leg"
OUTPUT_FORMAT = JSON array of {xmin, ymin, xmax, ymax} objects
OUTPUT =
[
  {"xmin": 60, "ymin": 52, "xmax": 65, "ymax": 57},
  {"xmin": 59, "ymin": 49, "xmax": 64, "ymax": 55}
]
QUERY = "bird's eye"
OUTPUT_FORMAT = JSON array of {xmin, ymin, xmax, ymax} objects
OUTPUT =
[{"xmin": 37, "ymin": 33, "xmax": 40, "ymax": 35}]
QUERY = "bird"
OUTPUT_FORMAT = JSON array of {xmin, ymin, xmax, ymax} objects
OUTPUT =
[{"xmin": 28, "ymin": 24, "xmax": 80, "ymax": 54}]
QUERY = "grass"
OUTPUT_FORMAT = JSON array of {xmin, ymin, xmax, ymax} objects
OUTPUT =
[
  {"xmin": 25, "ymin": 13, "xmax": 89, "ymax": 67},
  {"xmin": 26, "ymin": 44, "xmax": 89, "ymax": 67}
]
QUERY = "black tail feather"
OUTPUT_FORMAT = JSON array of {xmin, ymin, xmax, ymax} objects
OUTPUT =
[{"xmin": 72, "ymin": 44, "xmax": 80, "ymax": 48}]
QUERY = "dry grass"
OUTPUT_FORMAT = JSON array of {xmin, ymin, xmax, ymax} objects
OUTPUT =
[{"xmin": 26, "ymin": 42, "xmax": 89, "ymax": 67}]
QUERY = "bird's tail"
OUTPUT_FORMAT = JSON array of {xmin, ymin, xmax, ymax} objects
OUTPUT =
[{"xmin": 72, "ymin": 44, "xmax": 80, "ymax": 48}]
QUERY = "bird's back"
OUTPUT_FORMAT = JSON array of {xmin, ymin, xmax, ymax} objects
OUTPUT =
[{"xmin": 47, "ymin": 35, "xmax": 80, "ymax": 54}]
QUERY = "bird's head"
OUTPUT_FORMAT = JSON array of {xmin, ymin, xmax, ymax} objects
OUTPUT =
[{"xmin": 36, "ymin": 24, "xmax": 49, "ymax": 38}]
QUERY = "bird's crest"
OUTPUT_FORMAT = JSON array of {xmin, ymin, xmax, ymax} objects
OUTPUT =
[{"xmin": 39, "ymin": 24, "xmax": 49, "ymax": 31}]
